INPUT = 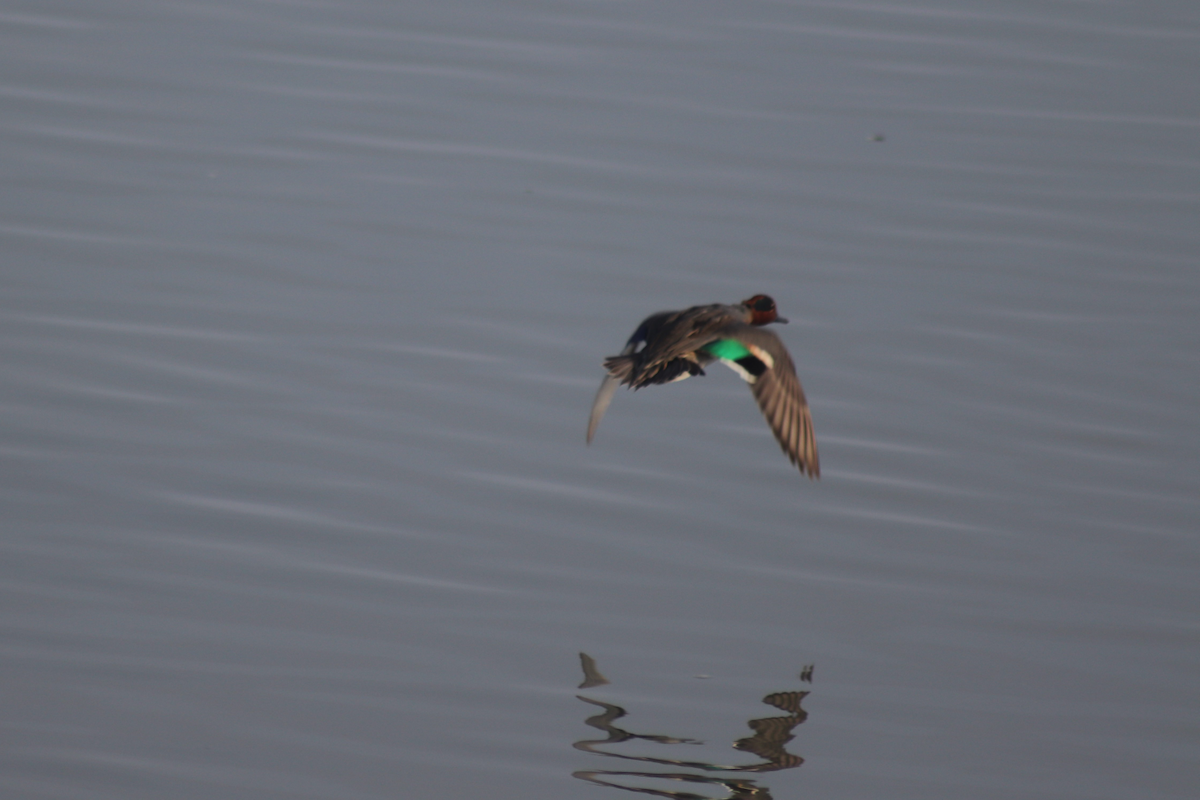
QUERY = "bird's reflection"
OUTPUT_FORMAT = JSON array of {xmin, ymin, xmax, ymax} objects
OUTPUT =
[{"xmin": 573, "ymin": 654, "xmax": 811, "ymax": 799}]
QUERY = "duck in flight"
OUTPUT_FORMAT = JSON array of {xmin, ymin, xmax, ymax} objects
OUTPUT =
[{"xmin": 587, "ymin": 295, "xmax": 819, "ymax": 478}]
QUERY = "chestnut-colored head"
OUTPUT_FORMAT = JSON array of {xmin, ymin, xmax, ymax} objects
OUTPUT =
[{"xmin": 742, "ymin": 294, "xmax": 788, "ymax": 326}]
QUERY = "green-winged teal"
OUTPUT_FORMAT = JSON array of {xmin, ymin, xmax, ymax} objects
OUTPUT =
[{"xmin": 587, "ymin": 295, "xmax": 819, "ymax": 478}]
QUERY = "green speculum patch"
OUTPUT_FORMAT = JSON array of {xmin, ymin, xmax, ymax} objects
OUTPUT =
[{"xmin": 701, "ymin": 339, "xmax": 751, "ymax": 360}]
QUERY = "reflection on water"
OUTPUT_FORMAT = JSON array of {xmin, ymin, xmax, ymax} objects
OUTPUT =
[{"xmin": 573, "ymin": 654, "xmax": 811, "ymax": 799}]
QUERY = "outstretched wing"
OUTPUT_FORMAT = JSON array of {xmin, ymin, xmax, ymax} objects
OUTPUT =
[
  {"xmin": 586, "ymin": 372, "xmax": 621, "ymax": 444},
  {"xmin": 749, "ymin": 351, "xmax": 819, "ymax": 478},
  {"xmin": 708, "ymin": 326, "xmax": 819, "ymax": 478}
]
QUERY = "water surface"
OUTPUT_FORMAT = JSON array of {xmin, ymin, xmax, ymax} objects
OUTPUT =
[{"xmin": 2, "ymin": 1, "xmax": 1198, "ymax": 798}]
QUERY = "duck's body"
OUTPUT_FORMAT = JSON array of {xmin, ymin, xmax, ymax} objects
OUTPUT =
[{"xmin": 587, "ymin": 295, "xmax": 819, "ymax": 478}]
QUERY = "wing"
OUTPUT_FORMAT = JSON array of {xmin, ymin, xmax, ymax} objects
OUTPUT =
[
  {"xmin": 711, "ymin": 325, "xmax": 820, "ymax": 478},
  {"xmin": 586, "ymin": 372, "xmax": 620, "ymax": 444}
]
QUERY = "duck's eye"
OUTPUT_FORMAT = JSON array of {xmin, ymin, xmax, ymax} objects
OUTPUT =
[{"xmin": 753, "ymin": 296, "xmax": 774, "ymax": 312}]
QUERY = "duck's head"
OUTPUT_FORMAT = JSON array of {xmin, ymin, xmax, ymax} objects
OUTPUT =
[{"xmin": 742, "ymin": 294, "xmax": 788, "ymax": 326}]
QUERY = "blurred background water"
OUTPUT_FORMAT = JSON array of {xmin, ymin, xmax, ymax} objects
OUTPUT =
[{"xmin": 2, "ymin": 1, "xmax": 1198, "ymax": 798}]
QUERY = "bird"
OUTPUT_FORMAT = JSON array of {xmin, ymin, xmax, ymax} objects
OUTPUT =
[{"xmin": 587, "ymin": 294, "xmax": 819, "ymax": 478}]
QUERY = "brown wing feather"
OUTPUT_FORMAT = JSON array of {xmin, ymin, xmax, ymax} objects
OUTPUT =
[
  {"xmin": 729, "ymin": 327, "xmax": 819, "ymax": 478},
  {"xmin": 752, "ymin": 369, "xmax": 818, "ymax": 477}
]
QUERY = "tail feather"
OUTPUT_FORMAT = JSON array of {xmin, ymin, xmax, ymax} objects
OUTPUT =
[{"xmin": 602, "ymin": 354, "xmax": 637, "ymax": 383}]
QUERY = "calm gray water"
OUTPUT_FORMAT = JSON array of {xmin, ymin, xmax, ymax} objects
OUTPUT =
[{"xmin": 2, "ymin": 1, "xmax": 1198, "ymax": 798}]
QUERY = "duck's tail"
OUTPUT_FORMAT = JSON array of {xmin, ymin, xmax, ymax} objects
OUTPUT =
[{"xmin": 602, "ymin": 354, "xmax": 638, "ymax": 384}]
